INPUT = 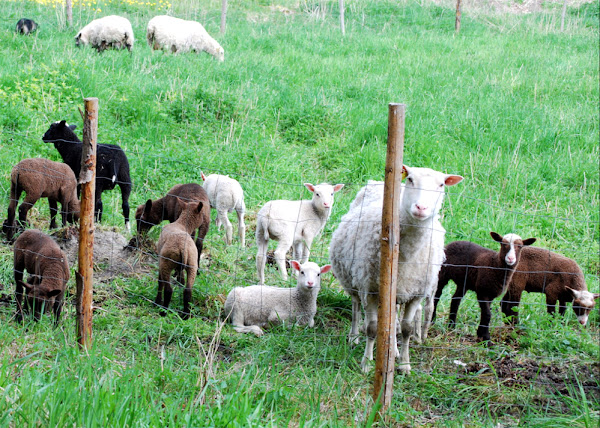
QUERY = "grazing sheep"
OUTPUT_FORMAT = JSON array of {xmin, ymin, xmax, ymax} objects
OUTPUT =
[
  {"xmin": 16, "ymin": 19, "xmax": 37, "ymax": 35},
  {"xmin": 42, "ymin": 120, "xmax": 132, "ymax": 231},
  {"xmin": 3, "ymin": 158, "xmax": 80, "ymax": 241},
  {"xmin": 501, "ymin": 247, "xmax": 599, "ymax": 326},
  {"xmin": 432, "ymin": 232, "xmax": 537, "ymax": 342},
  {"xmin": 256, "ymin": 182, "xmax": 344, "ymax": 284},
  {"xmin": 13, "ymin": 229, "xmax": 69, "ymax": 322},
  {"xmin": 201, "ymin": 172, "xmax": 245, "ymax": 247},
  {"xmin": 329, "ymin": 166, "xmax": 463, "ymax": 373},
  {"xmin": 224, "ymin": 260, "xmax": 332, "ymax": 336},
  {"xmin": 156, "ymin": 199, "xmax": 205, "ymax": 318},
  {"xmin": 146, "ymin": 15, "xmax": 225, "ymax": 61},
  {"xmin": 75, "ymin": 15, "xmax": 135, "ymax": 52},
  {"xmin": 134, "ymin": 183, "xmax": 210, "ymax": 263}
]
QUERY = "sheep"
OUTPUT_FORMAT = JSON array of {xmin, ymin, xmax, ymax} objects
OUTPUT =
[
  {"xmin": 432, "ymin": 232, "xmax": 537, "ymax": 342},
  {"xmin": 3, "ymin": 158, "xmax": 80, "ymax": 241},
  {"xmin": 134, "ymin": 183, "xmax": 210, "ymax": 264},
  {"xmin": 16, "ymin": 19, "xmax": 37, "ymax": 35},
  {"xmin": 146, "ymin": 15, "xmax": 225, "ymax": 61},
  {"xmin": 75, "ymin": 15, "xmax": 135, "ymax": 52},
  {"xmin": 329, "ymin": 166, "xmax": 463, "ymax": 373},
  {"xmin": 201, "ymin": 172, "xmax": 246, "ymax": 247},
  {"xmin": 255, "ymin": 182, "xmax": 344, "ymax": 284},
  {"xmin": 224, "ymin": 260, "xmax": 332, "ymax": 336},
  {"xmin": 42, "ymin": 120, "xmax": 132, "ymax": 231},
  {"xmin": 156, "ymin": 199, "xmax": 206, "ymax": 318},
  {"xmin": 13, "ymin": 229, "xmax": 69, "ymax": 323},
  {"xmin": 501, "ymin": 247, "xmax": 599, "ymax": 326}
]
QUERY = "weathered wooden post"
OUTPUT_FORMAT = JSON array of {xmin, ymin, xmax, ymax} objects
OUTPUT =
[
  {"xmin": 66, "ymin": 0, "xmax": 73, "ymax": 27},
  {"xmin": 220, "ymin": 0, "xmax": 228, "ymax": 34},
  {"xmin": 76, "ymin": 97, "xmax": 97, "ymax": 350},
  {"xmin": 372, "ymin": 103, "xmax": 405, "ymax": 415},
  {"xmin": 455, "ymin": 0, "xmax": 462, "ymax": 33},
  {"xmin": 560, "ymin": 0, "xmax": 567, "ymax": 32},
  {"xmin": 339, "ymin": 0, "xmax": 345, "ymax": 36}
]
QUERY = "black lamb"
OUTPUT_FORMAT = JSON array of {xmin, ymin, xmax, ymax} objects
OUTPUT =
[{"xmin": 42, "ymin": 120, "xmax": 132, "ymax": 231}]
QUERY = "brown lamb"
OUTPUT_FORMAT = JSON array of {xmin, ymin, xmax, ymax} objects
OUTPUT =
[
  {"xmin": 13, "ymin": 229, "xmax": 70, "ymax": 322},
  {"xmin": 501, "ymin": 247, "xmax": 599, "ymax": 326},
  {"xmin": 134, "ymin": 183, "xmax": 209, "ymax": 264},
  {"xmin": 156, "ymin": 199, "xmax": 205, "ymax": 318},
  {"xmin": 3, "ymin": 158, "xmax": 80, "ymax": 241}
]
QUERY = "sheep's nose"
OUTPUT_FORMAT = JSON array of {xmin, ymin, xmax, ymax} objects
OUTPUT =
[
  {"xmin": 507, "ymin": 257, "xmax": 516, "ymax": 265},
  {"xmin": 415, "ymin": 204, "xmax": 428, "ymax": 212},
  {"xmin": 307, "ymin": 281, "xmax": 314, "ymax": 287}
]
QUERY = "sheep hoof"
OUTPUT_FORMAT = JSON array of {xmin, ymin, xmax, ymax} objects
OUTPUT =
[
  {"xmin": 396, "ymin": 363, "xmax": 411, "ymax": 374},
  {"xmin": 360, "ymin": 359, "xmax": 371, "ymax": 373},
  {"xmin": 348, "ymin": 335, "xmax": 360, "ymax": 346}
]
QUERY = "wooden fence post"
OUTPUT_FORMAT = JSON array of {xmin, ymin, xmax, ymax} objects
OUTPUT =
[
  {"xmin": 372, "ymin": 103, "xmax": 405, "ymax": 416},
  {"xmin": 339, "ymin": 0, "xmax": 345, "ymax": 36},
  {"xmin": 455, "ymin": 0, "xmax": 462, "ymax": 33},
  {"xmin": 220, "ymin": 0, "xmax": 228, "ymax": 34},
  {"xmin": 560, "ymin": 0, "xmax": 567, "ymax": 32},
  {"xmin": 76, "ymin": 97, "xmax": 98, "ymax": 350},
  {"xmin": 66, "ymin": 0, "xmax": 73, "ymax": 27}
]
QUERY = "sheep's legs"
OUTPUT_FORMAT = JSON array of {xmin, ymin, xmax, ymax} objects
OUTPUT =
[
  {"xmin": 49, "ymin": 199, "xmax": 59, "ymax": 229},
  {"xmin": 361, "ymin": 294, "xmax": 379, "ymax": 372},
  {"xmin": 348, "ymin": 294, "xmax": 361, "ymax": 345},
  {"xmin": 256, "ymin": 238, "xmax": 268, "ymax": 285},
  {"xmin": 14, "ymin": 263, "xmax": 25, "ymax": 322},
  {"xmin": 500, "ymin": 289, "xmax": 522, "ymax": 324},
  {"xmin": 236, "ymin": 205, "xmax": 246, "ymax": 247},
  {"xmin": 120, "ymin": 181, "xmax": 131, "ymax": 233},
  {"xmin": 273, "ymin": 240, "xmax": 292, "ymax": 281},
  {"xmin": 398, "ymin": 298, "xmax": 421, "ymax": 374},
  {"xmin": 217, "ymin": 209, "xmax": 233, "ymax": 245},
  {"xmin": 4, "ymin": 183, "xmax": 21, "ymax": 240},
  {"xmin": 421, "ymin": 292, "xmax": 437, "ymax": 342},
  {"xmin": 448, "ymin": 285, "xmax": 466, "ymax": 327},
  {"xmin": 476, "ymin": 297, "xmax": 492, "ymax": 342},
  {"xmin": 182, "ymin": 267, "xmax": 196, "ymax": 319},
  {"xmin": 18, "ymin": 193, "xmax": 38, "ymax": 227}
]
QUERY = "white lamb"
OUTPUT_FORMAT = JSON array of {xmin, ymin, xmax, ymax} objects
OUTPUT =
[
  {"xmin": 146, "ymin": 15, "xmax": 225, "ymax": 61},
  {"xmin": 255, "ymin": 182, "xmax": 344, "ymax": 285},
  {"xmin": 224, "ymin": 260, "xmax": 332, "ymax": 336},
  {"xmin": 201, "ymin": 172, "xmax": 246, "ymax": 247},
  {"xmin": 75, "ymin": 15, "xmax": 135, "ymax": 52},
  {"xmin": 329, "ymin": 166, "xmax": 463, "ymax": 373}
]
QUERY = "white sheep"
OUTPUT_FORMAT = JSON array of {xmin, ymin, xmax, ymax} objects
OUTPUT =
[
  {"xmin": 75, "ymin": 15, "xmax": 135, "ymax": 52},
  {"xmin": 329, "ymin": 166, "xmax": 463, "ymax": 373},
  {"xmin": 255, "ymin": 182, "xmax": 344, "ymax": 284},
  {"xmin": 146, "ymin": 15, "xmax": 224, "ymax": 61},
  {"xmin": 201, "ymin": 172, "xmax": 246, "ymax": 247},
  {"xmin": 224, "ymin": 260, "xmax": 332, "ymax": 336}
]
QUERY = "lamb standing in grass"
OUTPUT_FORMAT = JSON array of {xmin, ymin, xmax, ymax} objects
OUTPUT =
[
  {"xmin": 224, "ymin": 260, "xmax": 332, "ymax": 336},
  {"xmin": 146, "ymin": 15, "xmax": 224, "ymax": 61},
  {"xmin": 255, "ymin": 182, "xmax": 344, "ymax": 284},
  {"xmin": 329, "ymin": 166, "xmax": 463, "ymax": 373},
  {"xmin": 16, "ymin": 19, "xmax": 37, "ymax": 35},
  {"xmin": 201, "ymin": 172, "xmax": 246, "ymax": 247},
  {"xmin": 75, "ymin": 15, "xmax": 135, "ymax": 52}
]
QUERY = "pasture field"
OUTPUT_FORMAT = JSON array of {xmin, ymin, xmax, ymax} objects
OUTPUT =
[{"xmin": 0, "ymin": 0, "xmax": 598, "ymax": 425}]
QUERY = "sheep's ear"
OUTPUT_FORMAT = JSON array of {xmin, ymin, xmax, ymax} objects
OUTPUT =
[
  {"xmin": 522, "ymin": 238, "xmax": 536, "ymax": 246},
  {"xmin": 401, "ymin": 165, "xmax": 409, "ymax": 180},
  {"xmin": 59, "ymin": 120, "xmax": 67, "ymax": 127},
  {"xmin": 290, "ymin": 260, "xmax": 301, "ymax": 272},
  {"xmin": 195, "ymin": 201, "xmax": 204, "ymax": 213},
  {"xmin": 490, "ymin": 232, "xmax": 503, "ymax": 243},
  {"xmin": 566, "ymin": 287, "xmax": 581, "ymax": 299},
  {"xmin": 48, "ymin": 289, "xmax": 62, "ymax": 298},
  {"xmin": 304, "ymin": 183, "xmax": 315, "ymax": 193},
  {"xmin": 201, "ymin": 172, "xmax": 206, "ymax": 181},
  {"xmin": 593, "ymin": 293, "xmax": 600, "ymax": 299},
  {"xmin": 320, "ymin": 265, "xmax": 332, "ymax": 274},
  {"xmin": 444, "ymin": 175, "xmax": 464, "ymax": 186},
  {"xmin": 69, "ymin": 124, "xmax": 77, "ymax": 131},
  {"xmin": 143, "ymin": 199, "xmax": 153, "ymax": 213},
  {"xmin": 333, "ymin": 184, "xmax": 344, "ymax": 193}
]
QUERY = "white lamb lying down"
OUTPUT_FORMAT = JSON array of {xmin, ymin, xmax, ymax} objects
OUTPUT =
[
  {"xmin": 224, "ymin": 261, "xmax": 332, "ymax": 336},
  {"xmin": 75, "ymin": 15, "xmax": 135, "ymax": 52},
  {"xmin": 329, "ymin": 165, "xmax": 463, "ymax": 373},
  {"xmin": 146, "ymin": 15, "xmax": 224, "ymax": 61}
]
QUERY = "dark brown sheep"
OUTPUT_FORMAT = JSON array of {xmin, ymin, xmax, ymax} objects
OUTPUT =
[
  {"xmin": 135, "ymin": 183, "xmax": 210, "ymax": 263},
  {"xmin": 156, "ymin": 199, "xmax": 205, "ymax": 318},
  {"xmin": 3, "ymin": 158, "xmax": 80, "ymax": 241},
  {"xmin": 501, "ymin": 247, "xmax": 599, "ymax": 325},
  {"xmin": 13, "ymin": 229, "xmax": 70, "ymax": 322},
  {"xmin": 433, "ymin": 232, "xmax": 536, "ymax": 342}
]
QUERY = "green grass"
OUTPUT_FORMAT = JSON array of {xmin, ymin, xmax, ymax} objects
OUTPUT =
[{"xmin": 0, "ymin": 0, "xmax": 598, "ymax": 425}]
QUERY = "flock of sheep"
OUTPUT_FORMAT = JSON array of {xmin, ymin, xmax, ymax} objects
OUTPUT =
[{"xmin": 6, "ymin": 15, "xmax": 598, "ymax": 374}]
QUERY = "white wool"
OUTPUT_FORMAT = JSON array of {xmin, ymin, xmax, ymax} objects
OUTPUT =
[
  {"xmin": 202, "ymin": 173, "xmax": 246, "ymax": 246},
  {"xmin": 75, "ymin": 15, "xmax": 135, "ymax": 51},
  {"xmin": 146, "ymin": 15, "xmax": 224, "ymax": 61}
]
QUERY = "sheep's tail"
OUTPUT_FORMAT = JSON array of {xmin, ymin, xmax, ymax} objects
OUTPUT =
[{"xmin": 256, "ymin": 213, "xmax": 269, "ymax": 243}]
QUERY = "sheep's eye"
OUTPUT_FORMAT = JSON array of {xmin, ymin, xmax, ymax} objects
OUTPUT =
[
  {"xmin": 300, "ymin": 271, "xmax": 304, "ymax": 275},
  {"xmin": 438, "ymin": 183, "xmax": 444, "ymax": 188},
  {"xmin": 407, "ymin": 177, "xmax": 413, "ymax": 184},
  {"xmin": 317, "ymin": 273, "xmax": 320, "ymax": 276}
]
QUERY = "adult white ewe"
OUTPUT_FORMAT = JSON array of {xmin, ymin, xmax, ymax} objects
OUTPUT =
[
  {"xmin": 75, "ymin": 15, "xmax": 135, "ymax": 52},
  {"xmin": 329, "ymin": 166, "xmax": 463, "ymax": 373},
  {"xmin": 146, "ymin": 15, "xmax": 224, "ymax": 61},
  {"xmin": 201, "ymin": 172, "xmax": 246, "ymax": 246},
  {"xmin": 224, "ymin": 260, "xmax": 332, "ymax": 336},
  {"xmin": 256, "ymin": 182, "xmax": 344, "ymax": 284}
]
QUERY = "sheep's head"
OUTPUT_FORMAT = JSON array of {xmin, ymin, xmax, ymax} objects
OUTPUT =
[
  {"xmin": 22, "ymin": 281, "xmax": 63, "ymax": 321},
  {"xmin": 67, "ymin": 199, "xmax": 81, "ymax": 224},
  {"xmin": 42, "ymin": 120, "xmax": 78, "ymax": 144},
  {"xmin": 216, "ymin": 46, "xmax": 225, "ymax": 62},
  {"xmin": 135, "ymin": 199, "xmax": 157, "ymax": 235},
  {"xmin": 491, "ymin": 232, "xmax": 536, "ymax": 267},
  {"xmin": 305, "ymin": 183, "xmax": 344, "ymax": 213},
  {"xmin": 401, "ymin": 165, "xmax": 463, "ymax": 222},
  {"xmin": 291, "ymin": 261, "xmax": 331, "ymax": 291},
  {"xmin": 567, "ymin": 287, "xmax": 600, "ymax": 326},
  {"xmin": 74, "ymin": 31, "xmax": 88, "ymax": 47}
]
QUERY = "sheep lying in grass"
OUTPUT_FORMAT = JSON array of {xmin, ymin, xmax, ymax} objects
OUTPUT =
[
  {"xmin": 156, "ymin": 199, "xmax": 205, "ymax": 318},
  {"xmin": 432, "ymin": 232, "xmax": 536, "ymax": 342},
  {"xmin": 329, "ymin": 166, "xmax": 463, "ymax": 373},
  {"xmin": 42, "ymin": 120, "xmax": 132, "ymax": 231},
  {"xmin": 201, "ymin": 172, "xmax": 246, "ymax": 247},
  {"xmin": 75, "ymin": 15, "xmax": 135, "ymax": 52},
  {"xmin": 146, "ymin": 15, "xmax": 224, "ymax": 61},
  {"xmin": 224, "ymin": 261, "xmax": 332, "ymax": 336},
  {"xmin": 501, "ymin": 247, "xmax": 599, "ymax": 326},
  {"xmin": 16, "ymin": 19, "xmax": 37, "ymax": 35},
  {"xmin": 3, "ymin": 158, "xmax": 80, "ymax": 241},
  {"xmin": 256, "ymin": 182, "xmax": 344, "ymax": 284},
  {"xmin": 134, "ymin": 183, "xmax": 210, "ymax": 264},
  {"xmin": 13, "ymin": 229, "xmax": 69, "ymax": 323}
]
